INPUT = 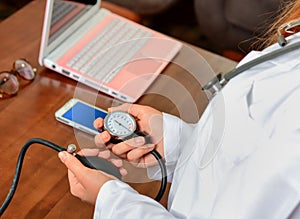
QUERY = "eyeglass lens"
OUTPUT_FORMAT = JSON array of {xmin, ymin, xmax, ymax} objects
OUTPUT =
[
  {"xmin": 0, "ymin": 59, "xmax": 35, "ymax": 97},
  {"xmin": 0, "ymin": 73, "xmax": 19, "ymax": 95},
  {"xmin": 14, "ymin": 59, "xmax": 35, "ymax": 80}
]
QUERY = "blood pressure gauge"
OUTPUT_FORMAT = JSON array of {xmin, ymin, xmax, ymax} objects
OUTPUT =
[
  {"xmin": 104, "ymin": 111, "xmax": 137, "ymax": 139},
  {"xmin": 103, "ymin": 111, "xmax": 166, "ymax": 202}
]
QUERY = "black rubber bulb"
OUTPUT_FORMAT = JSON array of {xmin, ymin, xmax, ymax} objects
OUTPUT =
[{"xmin": 74, "ymin": 154, "xmax": 122, "ymax": 180}]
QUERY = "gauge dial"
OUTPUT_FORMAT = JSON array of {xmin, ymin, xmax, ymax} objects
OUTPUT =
[{"xmin": 104, "ymin": 111, "xmax": 137, "ymax": 137}]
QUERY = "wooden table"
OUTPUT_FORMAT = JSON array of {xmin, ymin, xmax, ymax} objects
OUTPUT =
[{"xmin": 0, "ymin": 1, "xmax": 237, "ymax": 218}]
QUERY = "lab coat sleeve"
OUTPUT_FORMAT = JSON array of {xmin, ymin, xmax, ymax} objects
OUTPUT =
[
  {"xmin": 93, "ymin": 180, "xmax": 177, "ymax": 219},
  {"xmin": 147, "ymin": 113, "xmax": 196, "ymax": 182}
]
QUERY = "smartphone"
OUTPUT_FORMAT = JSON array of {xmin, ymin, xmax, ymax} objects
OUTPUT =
[{"xmin": 55, "ymin": 98, "xmax": 107, "ymax": 135}]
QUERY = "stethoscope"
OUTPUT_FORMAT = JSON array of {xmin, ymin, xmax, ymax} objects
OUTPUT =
[{"xmin": 203, "ymin": 19, "xmax": 300, "ymax": 97}]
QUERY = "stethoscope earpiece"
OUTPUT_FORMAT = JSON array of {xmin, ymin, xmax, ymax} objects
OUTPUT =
[
  {"xmin": 277, "ymin": 35, "xmax": 288, "ymax": 47},
  {"xmin": 277, "ymin": 19, "xmax": 300, "ymax": 47}
]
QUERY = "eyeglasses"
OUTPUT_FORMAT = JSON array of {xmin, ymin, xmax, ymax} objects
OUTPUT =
[{"xmin": 0, "ymin": 59, "xmax": 36, "ymax": 98}]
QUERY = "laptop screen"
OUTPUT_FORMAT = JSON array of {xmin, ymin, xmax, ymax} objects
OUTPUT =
[
  {"xmin": 49, "ymin": 0, "xmax": 96, "ymax": 44},
  {"xmin": 39, "ymin": 0, "xmax": 99, "ymax": 64}
]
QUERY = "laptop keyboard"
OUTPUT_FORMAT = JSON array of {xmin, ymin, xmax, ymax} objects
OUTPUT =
[{"xmin": 67, "ymin": 18, "xmax": 153, "ymax": 84}]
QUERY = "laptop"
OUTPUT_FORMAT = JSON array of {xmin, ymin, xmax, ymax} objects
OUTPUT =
[{"xmin": 39, "ymin": 0, "xmax": 182, "ymax": 102}]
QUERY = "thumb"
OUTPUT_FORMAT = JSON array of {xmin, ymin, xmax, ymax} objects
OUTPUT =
[{"xmin": 58, "ymin": 151, "xmax": 87, "ymax": 179}]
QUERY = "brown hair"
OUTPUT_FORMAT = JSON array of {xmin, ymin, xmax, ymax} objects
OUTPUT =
[{"xmin": 258, "ymin": 0, "xmax": 300, "ymax": 49}]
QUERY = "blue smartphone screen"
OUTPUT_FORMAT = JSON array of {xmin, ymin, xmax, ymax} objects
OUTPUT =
[{"xmin": 62, "ymin": 101, "xmax": 107, "ymax": 132}]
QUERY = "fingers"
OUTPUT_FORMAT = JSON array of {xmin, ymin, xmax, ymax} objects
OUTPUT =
[
  {"xmin": 109, "ymin": 158, "xmax": 128, "ymax": 176},
  {"xmin": 110, "ymin": 136, "xmax": 145, "ymax": 157},
  {"xmin": 76, "ymin": 149, "xmax": 128, "ymax": 176},
  {"xmin": 94, "ymin": 131, "xmax": 112, "ymax": 148},
  {"xmin": 78, "ymin": 148, "xmax": 111, "ymax": 159},
  {"xmin": 94, "ymin": 118, "xmax": 111, "ymax": 143},
  {"xmin": 93, "ymin": 104, "xmax": 163, "ymax": 168},
  {"xmin": 58, "ymin": 151, "xmax": 88, "ymax": 181},
  {"xmin": 111, "ymin": 136, "xmax": 155, "ymax": 162},
  {"xmin": 126, "ymin": 144, "xmax": 155, "ymax": 163},
  {"xmin": 94, "ymin": 117, "xmax": 112, "ymax": 149},
  {"xmin": 93, "ymin": 117, "xmax": 104, "ymax": 130}
]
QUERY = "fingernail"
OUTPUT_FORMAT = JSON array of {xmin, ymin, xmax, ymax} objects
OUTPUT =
[
  {"xmin": 103, "ymin": 131, "xmax": 110, "ymax": 140},
  {"xmin": 135, "ymin": 136, "xmax": 145, "ymax": 144},
  {"xmin": 58, "ymin": 151, "xmax": 67, "ymax": 162}
]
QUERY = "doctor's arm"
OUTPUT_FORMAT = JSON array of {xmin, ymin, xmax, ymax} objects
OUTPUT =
[{"xmin": 58, "ymin": 151, "xmax": 177, "ymax": 218}]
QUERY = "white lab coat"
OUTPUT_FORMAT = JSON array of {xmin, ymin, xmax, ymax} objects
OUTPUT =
[{"xmin": 93, "ymin": 33, "xmax": 300, "ymax": 218}]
